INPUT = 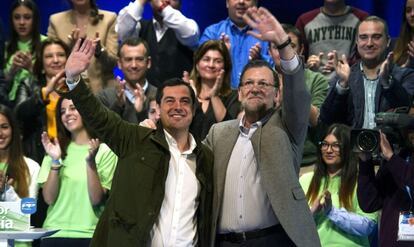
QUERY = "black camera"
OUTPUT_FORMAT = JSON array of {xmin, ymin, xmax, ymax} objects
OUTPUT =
[{"xmin": 351, "ymin": 108, "xmax": 414, "ymax": 154}]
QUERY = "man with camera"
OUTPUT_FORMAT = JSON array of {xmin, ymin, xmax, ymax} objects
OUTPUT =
[
  {"xmin": 320, "ymin": 16, "xmax": 414, "ymax": 129},
  {"xmin": 357, "ymin": 131, "xmax": 414, "ymax": 247}
]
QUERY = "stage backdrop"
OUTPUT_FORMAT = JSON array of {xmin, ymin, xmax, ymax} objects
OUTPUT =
[{"xmin": 0, "ymin": 0, "xmax": 405, "ymax": 39}]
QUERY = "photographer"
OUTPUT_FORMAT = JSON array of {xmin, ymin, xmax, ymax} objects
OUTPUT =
[{"xmin": 357, "ymin": 131, "xmax": 414, "ymax": 247}]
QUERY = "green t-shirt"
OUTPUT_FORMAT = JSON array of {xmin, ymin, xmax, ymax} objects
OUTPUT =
[
  {"xmin": 37, "ymin": 142, "xmax": 117, "ymax": 238},
  {"xmin": 4, "ymin": 35, "xmax": 46, "ymax": 101},
  {"xmin": 300, "ymin": 172, "xmax": 378, "ymax": 247}
]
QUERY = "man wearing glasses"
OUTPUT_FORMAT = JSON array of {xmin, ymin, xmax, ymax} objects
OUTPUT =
[
  {"xmin": 320, "ymin": 16, "xmax": 414, "ymax": 129},
  {"xmin": 204, "ymin": 7, "xmax": 320, "ymax": 247}
]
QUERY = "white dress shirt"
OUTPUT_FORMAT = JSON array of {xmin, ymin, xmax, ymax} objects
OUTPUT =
[
  {"xmin": 149, "ymin": 130, "xmax": 200, "ymax": 247},
  {"xmin": 116, "ymin": 0, "xmax": 199, "ymax": 48}
]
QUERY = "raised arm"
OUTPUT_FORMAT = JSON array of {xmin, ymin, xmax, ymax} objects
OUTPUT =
[{"xmin": 243, "ymin": 7, "xmax": 310, "ymax": 146}]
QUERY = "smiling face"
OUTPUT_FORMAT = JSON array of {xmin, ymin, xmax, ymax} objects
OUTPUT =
[
  {"xmin": 226, "ymin": 0, "xmax": 256, "ymax": 27},
  {"xmin": 356, "ymin": 20, "xmax": 389, "ymax": 65},
  {"xmin": 159, "ymin": 85, "xmax": 194, "ymax": 134},
  {"xmin": 196, "ymin": 49, "xmax": 225, "ymax": 81},
  {"xmin": 60, "ymin": 99, "xmax": 84, "ymax": 134},
  {"xmin": 0, "ymin": 114, "xmax": 12, "ymax": 151},
  {"xmin": 321, "ymin": 134, "xmax": 342, "ymax": 169},
  {"xmin": 118, "ymin": 44, "xmax": 151, "ymax": 85},
  {"xmin": 12, "ymin": 5, "xmax": 33, "ymax": 41},
  {"xmin": 239, "ymin": 66, "xmax": 278, "ymax": 116},
  {"xmin": 43, "ymin": 44, "xmax": 67, "ymax": 79}
]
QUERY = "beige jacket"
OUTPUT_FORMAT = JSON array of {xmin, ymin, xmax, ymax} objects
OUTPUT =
[{"xmin": 48, "ymin": 9, "xmax": 118, "ymax": 93}]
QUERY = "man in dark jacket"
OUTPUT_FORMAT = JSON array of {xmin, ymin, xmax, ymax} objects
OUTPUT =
[
  {"xmin": 320, "ymin": 16, "xmax": 414, "ymax": 129},
  {"xmin": 58, "ymin": 38, "xmax": 213, "ymax": 247}
]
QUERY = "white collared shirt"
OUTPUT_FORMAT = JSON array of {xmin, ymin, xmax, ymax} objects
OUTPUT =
[
  {"xmin": 116, "ymin": 1, "xmax": 199, "ymax": 48},
  {"xmin": 218, "ymin": 116, "xmax": 278, "ymax": 233},
  {"xmin": 149, "ymin": 130, "xmax": 200, "ymax": 247}
]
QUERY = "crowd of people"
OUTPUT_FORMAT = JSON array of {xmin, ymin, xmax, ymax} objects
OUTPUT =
[{"xmin": 1, "ymin": 0, "xmax": 414, "ymax": 246}]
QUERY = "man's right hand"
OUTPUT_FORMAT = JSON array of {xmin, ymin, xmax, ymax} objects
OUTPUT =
[
  {"xmin": 65, "ymin": 38, "xmax": 96, "ymax": 80},
  {"xmin": 329, "ymin": 50, "xmax": 350, "ymax": 88}
]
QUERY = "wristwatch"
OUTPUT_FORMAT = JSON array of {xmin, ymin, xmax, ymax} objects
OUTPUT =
[{"xmin": 277, "ymin": 36, "xmax": 292, "ymax": 50}]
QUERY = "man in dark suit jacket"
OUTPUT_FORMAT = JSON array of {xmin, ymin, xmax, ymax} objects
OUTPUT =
[
  {"xmin": 97, "ymin": 37, "xmax": 157, "ymax": 123},
  {"xmin": 59, "ymin": 38, "xmax": 213, "ymax": 247},
  {"xmin": 320, "ymin": 16, "xmax": 414, "ymax": 129},
  {"xmin": 204, "ymin": 7, "xmax": 320, "ymax": 247},
  {"xmin": 116, "ymin": 0, "xmax": 198, "ymax": 87}
]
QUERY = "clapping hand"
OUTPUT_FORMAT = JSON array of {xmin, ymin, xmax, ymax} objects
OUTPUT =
[
  {"xmin": 11, "ymin": 51, "xmax": 33, "ymax": 73},
  {"xmin": 41, "ymin": 132, "xmax": 61, "ymax": 161},
  {"xmin": 329, "ymin": 50, "xmax": 350, "ymax": 88},
  {"xmin": 86, "ymin": 138, "xmax": 100, "ymax": 166},
  {"xmin": 133, "ymin": 83, "xmax": 146, "ymax": 113},
  {"xmin": 307, "ymin": 52, "xmax": 323, "ymax": 71},
  {"xmin": 379, "ymin": 52, "xmax": 394, "ymax": 88}
]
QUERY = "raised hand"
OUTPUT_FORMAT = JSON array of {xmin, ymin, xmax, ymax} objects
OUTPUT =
[
  {"xmin": 307, "ymin": 52, "xmax": 323, "ymax": 71},
  {"xmin": 379, "ymin": 52, "xmax": 394, "ymax": 88},
  {"xmin": 209, "ymin": 69, "xmax": 224, "ymax": 98},
  {"xmin": 322, "ymin": 52, "xmax": 336, "ymax": 74},
  {"xmin": 329, "ymin": 50, "xmax": 350, "ymax": 88},
  {"xmin": 86, "ymin": 138, "xmax": 100, "ymax": 165},
  {"xmin": 41, "ymin": 132, "xmax": 61, "ymax": 160},
  {"xmin": 243, "ymin": 7, "xmax": 288, "ymax": 45},
  {"xmin": 65, "ymin": 38, "xmax": 96, "ymax": 80},
  {"xmin": 44, "ymin": 71, "xmax": 64, "ymax": 96},
  {"xmin": 220, "ymin": 32, "xmax": 231, "ymax": 51},
  {"xmin": 182, "ymin": 70, "xmax": 197, "ymax": 95},
  {"xmin": 115, "ymin": 76, "xmax": 127, "ymax": 107},
  {"xmin": 379, "ymin": 131, "xmax": 393, "ymax": 161},
  {"xmin": 249, "ymin": 42, "xmax": 261, "ymax": 60},
  {"xmin": 133, "ymin": 83, "xmax": 146, "ymax": 113}
]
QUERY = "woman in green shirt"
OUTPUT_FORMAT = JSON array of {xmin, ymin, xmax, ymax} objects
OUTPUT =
[
  {"xmin": 300, "ymin": 124, "xmax": 378, "ymax": 246},
  {"xmin": 38, "ymin": 97, "xmax": 117, "ymax": 247},
  {"xmin": 4, "ymin": 0, "xmax": 45, "ymax": 106}
]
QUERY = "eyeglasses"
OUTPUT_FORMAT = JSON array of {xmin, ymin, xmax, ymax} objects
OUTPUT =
[
  {"xmin": 240, "ymin": 80, "xmax": 276, "ymax": 90},
  {"xmin": 319, "ymin": 141, "xmax": 341, "ymax": 152}
]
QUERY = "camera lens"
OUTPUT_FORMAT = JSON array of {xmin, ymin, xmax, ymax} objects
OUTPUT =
[{"xmin": 357, "ymin": 130, "xmax": 379, "ymax": 152}]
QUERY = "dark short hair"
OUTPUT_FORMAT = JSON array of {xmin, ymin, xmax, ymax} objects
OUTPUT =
[
  {"xmin": 282, "ymin": 23, "xmax": 302, "ymax": 47},
  {"xmin": 239, "ymin": 59, "xmax": 279, "ymax": 88},
  {"xmin": 356, "ymin": 15, "xmax": 390, "ymax": 39},
  {"xmin": 155, "ymin": 78, "xmax": 196, "ymax": 110},
  {"xmin": 117, "ymin": 37, "xmax": 150, "ymax": 58}
]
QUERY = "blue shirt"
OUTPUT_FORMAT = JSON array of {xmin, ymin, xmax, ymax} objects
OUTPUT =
[{"xmin": 199, "ymin": 18, "xmax": 274, "ymax": 89}]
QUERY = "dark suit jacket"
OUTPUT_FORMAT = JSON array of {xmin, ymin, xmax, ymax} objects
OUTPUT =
[
  {"xmin": 205, "ymin": 62, "xmax": 321, "ymax": 247},
  {"xmin": 97, "ymin": 82, "xmax": 157, "ymax": 123},
  {"xmin": 64, "ymin": 80, "xmax": 214, "ymax": 247},
  {"xmin": 320, "ymin": 62, "xmax": 414, "ymax": 128}
]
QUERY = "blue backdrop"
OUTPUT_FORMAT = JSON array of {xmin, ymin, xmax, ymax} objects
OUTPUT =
[{"xmin": 1, "ymin": 0, "xmax": 404, "ymax": 40}]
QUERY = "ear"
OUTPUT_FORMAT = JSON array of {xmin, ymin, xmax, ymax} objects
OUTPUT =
[
  {"xmin": 238, "ymin": 86, "xmax": 244, "ymax": 100},
  {"xmin": 299, "ymin": 44, "xmax": 304, "ymax": 56},
  {"xmin": 147, "ymin": 56, "xmax": 152, "ymax": 69}
]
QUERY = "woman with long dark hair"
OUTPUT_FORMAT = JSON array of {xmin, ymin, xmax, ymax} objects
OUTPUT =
[
  {"xmin": 394, "ymin": 0, "xmax": 414, "ymax": 67},
  {"xmin": 0, "ymin": 104, "xmax": 40, "ymax": 247},
  {"xmin": 185, "ymin": 40, "xmax": 240, "ymax": 139},
  {"xmin": 47, "ymin": 0, "xmax": 118, "ymax": 93},
  {"xmin": 300, "ymin": 124, "xmax": 378, "ymax": 246},
  {"xmin": 4, "ymin": 0, "xmax": 45, "ymax": 106},
  {"xmin": 15, "ymin": 38, "xmax": 70, "ymax": 163},
  {"xmin": 38, "ymin": 97, "xmax": 117, "ymax": 247}
]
